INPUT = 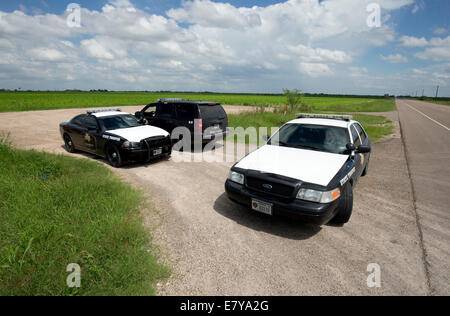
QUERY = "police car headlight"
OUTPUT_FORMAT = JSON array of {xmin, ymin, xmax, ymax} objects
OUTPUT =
[
  {"xmin": 297, "ymin": 188, "xmax": 341, "ymax": 204},
  {"xmin": 122, "ymin": 141, "xmax": 142, "ymax": 149},
  {"xmin": 228, "ymin": 171, "xmax": 244, "ymax": 185}
]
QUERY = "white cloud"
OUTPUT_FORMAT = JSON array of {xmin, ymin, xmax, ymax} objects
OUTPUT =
[
  {"xmin": 349, "ymin": 67, "xmax": 369, "ymax": 78},
  {"xmin": 108, "ymin": 0, "xmax": 136, "ymax": 12},
  {"xmin": 415, "ymin": 36, "xmax": 450, "ymax": 62},
  {"xmin": 167, "ymin": 0, "xmax": 261, "ymax": 29},
  {"xmin": 380, "ymin": 54, "xmax": 408, "ymax": 63},
  {"xmin": 399, "ymin": 36, "xmax": 429, "ymax": 47},
  {"xmin": 434, "ymin": 28, "xmax": 447, "ymax": 35},
  {"xmin": 81, "ymin": 38, "xmax": 115, "ymax": 60},
  {"xmin": 299, "ymin": 63, "xmax": 333, "ymax": 77},
  {"xmin": 411, "ymin": 0, "xmax": 425, "ymax": 14},
  {"xmin": 288, "ymin": 45, "xmax": 352, "ymax": 64},
  {"xmin": 412, "ymin": 68, "xmax": 427, "ymax": 75},
  {"xmin": 29, "ymin": 48, "xmax": 65, "ymax": 61}
]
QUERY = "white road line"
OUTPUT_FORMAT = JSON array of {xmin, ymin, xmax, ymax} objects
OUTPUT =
[{"xmin": 404, "ymin": 102, "xmax": 450, "ymax": 131}]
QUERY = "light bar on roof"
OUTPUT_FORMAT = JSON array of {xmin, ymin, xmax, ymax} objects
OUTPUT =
[
  {"xmin": 296, "ymin": 113, "xmax": 353, "ymax": 121},
  {"xmin": 158, "ymin": 98, "xmax": 186, "ymax": 102},
  {"xmin": 87, "ymin": 108, "xmax": 122, "ymax": 114}
]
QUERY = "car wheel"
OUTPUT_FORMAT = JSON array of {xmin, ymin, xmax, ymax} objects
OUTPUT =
[
  {"xmin": 332, "ymin": 182, "xmax": 353, "ymax": 224},
  {"xmin": 106, "ymin": 144, "xmax": 123, "ymax": 168},
  {"xmin": 64, "ymin": 134, "xmax": 76, "ymax": 153}
]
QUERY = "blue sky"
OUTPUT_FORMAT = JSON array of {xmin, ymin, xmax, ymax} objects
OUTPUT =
[{"xmin": 0, "ymin": 0, "xmax": 449, "ymax": 96}]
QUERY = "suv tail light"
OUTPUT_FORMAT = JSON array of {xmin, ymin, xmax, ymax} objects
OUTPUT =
[{"xmin": 195, "ymin": 119, "xmax": 203, "ymax": 133}]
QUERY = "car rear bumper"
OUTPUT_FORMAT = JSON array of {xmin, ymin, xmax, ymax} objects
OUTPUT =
[
  {"xmin": 225, "ymin": 180, "xmax": 340, "ymax": 225},
  {"xmin": 198, "ymin": 129, "xmax": 229, "ymax": 141}
]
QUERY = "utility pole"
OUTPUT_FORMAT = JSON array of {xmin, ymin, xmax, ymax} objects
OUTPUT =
[
  {"xmin": 435, "ymin": 85, "xmax": 440, "ymax": 101},
  {"xmin": 422, "ymin": 89, "xmax": 425, "ymax": 97}
]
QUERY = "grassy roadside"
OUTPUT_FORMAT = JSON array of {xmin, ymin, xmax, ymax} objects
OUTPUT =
[
  {"xmin": 408, "ymin": 97, "xmax": 450, "ymax": 107},
  {"xmin": 0, "ymin": 91, "xmax": 395, "ymax": 113},
  {"xmin": 429, "ymin": 100, "xmax": 450, "ymax": 106},
  {"xmin": 228, "ymin": 112, "xmax": 394, "ymax": 143},
  {"xmin": 0, "ymin": 138, "xmax": 169, "ymax": 295}
]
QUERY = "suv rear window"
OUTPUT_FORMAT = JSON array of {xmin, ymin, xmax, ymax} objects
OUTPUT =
[{"xmin": 198, "ymin": 104, "xmax": 226, "ymax": 121}]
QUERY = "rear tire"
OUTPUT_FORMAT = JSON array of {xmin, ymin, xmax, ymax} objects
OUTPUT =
[
  {"xmin": 106, "ymin": 144, "xmax": 123, "ymax": 168},
  {"xmin": 332, "ymin": 182, "xmax": 353, "ymax": 224},
  {"xmin": 64, "ymin": 134, "xmax": 76, "ymax": 153}
]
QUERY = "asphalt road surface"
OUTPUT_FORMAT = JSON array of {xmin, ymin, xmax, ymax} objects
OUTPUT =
[
  {"xmin": 396, "ymin": 99, "xmax": 450, "ymax": 295},
  {"xmin": 0, "ymin": 103, "xmax": 445, "ymax": 295}
]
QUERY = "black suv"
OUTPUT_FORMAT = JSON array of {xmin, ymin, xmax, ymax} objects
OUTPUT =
[{"xmin": 135, "ymin": 99, "xmax": 229, "ymax": 144}]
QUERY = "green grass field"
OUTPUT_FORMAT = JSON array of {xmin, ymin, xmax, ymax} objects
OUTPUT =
[
  {"xmin": 0, "ymin": 91, "xmax": 396, "ymax": 113},
  {"xmin": 0, "ymin": 138, "xmax": 169, "ymax": 295},
  {"xmin": 228, "ymin": 112, "xmax": 393, "ymax": 143}
]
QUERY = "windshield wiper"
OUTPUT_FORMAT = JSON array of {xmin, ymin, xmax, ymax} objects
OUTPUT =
[
  {"xmin": 293, "ymin": 144, "xmax": 322, "ymax": 151},
  {"xmin": 270, "ymin": 140, "xmax": 289, "ymax": 147}
]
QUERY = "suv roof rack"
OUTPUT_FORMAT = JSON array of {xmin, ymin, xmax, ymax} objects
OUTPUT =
[
  {"xmin": 157, "ymin": 98, "xmax": 186, "ymax": 103},
  {"xmin": 296, "ymin": 113, "xmax": 353, "ymax": 122},
  {"xmin": 87, "ymin": 108, "xmax": 122, "ymax": 114}
]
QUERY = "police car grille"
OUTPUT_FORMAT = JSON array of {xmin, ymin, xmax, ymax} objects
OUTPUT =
[
  {"xmin": 246, "ymin": 177, "xmax": 295, "ymax": 198},
  {"xmin": 142, "ymin": 136, "xmax": 169, "ymax": 148}
]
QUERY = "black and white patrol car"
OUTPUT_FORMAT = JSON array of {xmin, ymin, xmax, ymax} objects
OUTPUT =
[
  {"xmin": 225, "ymin": 114, "xmax": 371, "ymax": 225},
  {"xmin": 60, "ymin": 109, "xmax": 172, "ymax": 167}
]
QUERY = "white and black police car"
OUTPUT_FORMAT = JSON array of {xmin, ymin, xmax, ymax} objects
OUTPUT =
[
  {"xmin": 60, "ymin": 109, "xmax": 172, "ymax": 167},
  {"xmin": 225, "ymin": 114, "xmax": 371, "ymax": 225}
]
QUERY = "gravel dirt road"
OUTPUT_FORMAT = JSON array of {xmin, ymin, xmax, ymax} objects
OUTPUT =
[{"xmin": 0, "ymin": 104, "xmax": 436, "ymax": 295}]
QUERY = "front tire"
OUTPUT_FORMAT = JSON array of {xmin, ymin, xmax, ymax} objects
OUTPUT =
[
  {"xmin": 64, "ymin": 134, "xmax": 76, "ymax": 153},
  {"xmin": 332, "ymin": 182, "xmax": 353, "ymax": 224},
  {"xmin": 106, "ymin": 144, "xmax": 123, "ymax": 168},
  {"xmin": 361, "ymin": 157, "xmax": 370, "ymax": 177}
]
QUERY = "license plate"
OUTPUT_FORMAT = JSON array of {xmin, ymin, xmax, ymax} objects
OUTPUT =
[
  {"xmin": 252, "ymin": 199, "xmax": 273, "ymax": 215},
  {"xmin": 153, "ymin": 148, "xmax": 162, "ymax": 156}
]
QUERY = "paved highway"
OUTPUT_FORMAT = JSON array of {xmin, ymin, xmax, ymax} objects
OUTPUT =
[{"xmin": 397, "ymin": 99, "xmax": 450, "ymax": 295}]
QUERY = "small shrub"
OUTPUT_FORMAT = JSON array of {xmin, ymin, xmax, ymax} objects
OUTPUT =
[{"xmin": 283, "ymin": 88, "xmax": 311, "ymax": 113}]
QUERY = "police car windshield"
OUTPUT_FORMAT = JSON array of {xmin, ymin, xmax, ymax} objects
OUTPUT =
[
  {"xmin": 268, "ymin": 123, "xmax": 350, "ymax": 155},
  {"xmin": 98, "ymin": 114, "xmax": 141, "ymax": 131}
]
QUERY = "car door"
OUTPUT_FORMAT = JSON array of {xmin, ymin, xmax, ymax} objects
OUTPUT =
[
  {"xmin": 80, "ymin": 115, "xmax": 100, "ymax": 154},
  {"xmin": 141, "ymin": 104, "xmax": 157, "ymax": 124},
  {"xmin": 69, "ymin": 114, "xmax": 88, "ymax": 149},
  {"xmin": 153, "ymin": 103, "xmax": 175, "ymax": 132},
  {"xmin": 354, "ymin": 123, "xmax": 370, "ymax": 171},
  {"xmin": 350, "ymin": 124, "xmax": 364, "ymax": 181},
  {"xmin": 174, "ymin": 103, "xmax": 197, "ymax": 134}
]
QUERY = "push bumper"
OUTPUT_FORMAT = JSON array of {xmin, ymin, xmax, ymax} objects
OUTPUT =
[
  {"xmin": 225, "ymin": 180, "xmax": 340, "ymax": 225},
  {"xmin": 120, "ymin": 145, "xmax": 171, "ymax": 163}
]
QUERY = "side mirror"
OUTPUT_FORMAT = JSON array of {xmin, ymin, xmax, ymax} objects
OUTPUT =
[
  {"xmin": 346, "ymin": 143, "xmax": 356, "ymax": 151},
  {"xmin": 135, "ymin": 111, "xmax": 142, "ymax": 119},
  {"xmin": 357, "ymin": 145, "xmax": 371, "ymax": 154},
  {"xmin": 262, "ymin": 134, "xmax": 269, "ymax": 142}
]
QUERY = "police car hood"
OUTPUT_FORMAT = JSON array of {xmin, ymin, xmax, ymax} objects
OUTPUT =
[
  {"xmin": 235, "ymin": 145, "xmax": 348, "ymax": 187},
  {"xmin": 107, "ymin": 125, "xmax": 169, "ymax": 142}
]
